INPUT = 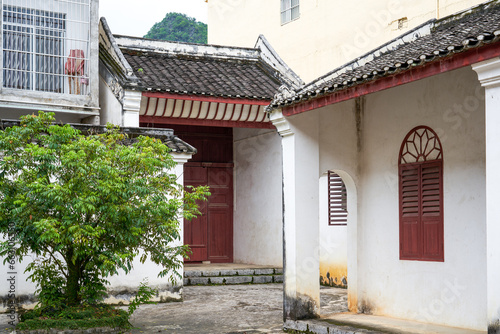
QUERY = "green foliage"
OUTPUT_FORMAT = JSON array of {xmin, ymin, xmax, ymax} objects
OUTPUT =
[
  {"xmin": 127, "ymin": 279, "xmax": 157, "ymax": 315},
  {"xmin": 144, "ymin": 12, "xmax": 207, "ymax": 44},
  {"xmin": 0, "ymin": 111, "xmax": 210, "ymax": 309},
  {"xmin": 18, "ymin": 305, "xmax": 130, "ymax": 330}
]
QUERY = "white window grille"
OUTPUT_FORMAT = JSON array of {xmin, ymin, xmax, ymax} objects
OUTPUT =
[
  {"xmin": 281, "ymin": 0, "xmax": 299, "ymax": 25},
  {"xmin": 2, "ymin": 0, "xmax": 90, "ymax": 95}
]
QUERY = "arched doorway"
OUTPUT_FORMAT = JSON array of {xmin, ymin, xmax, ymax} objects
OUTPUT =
[{"xmin": 318, "ymin": 169, "xmax": 358, "ymax": 314}]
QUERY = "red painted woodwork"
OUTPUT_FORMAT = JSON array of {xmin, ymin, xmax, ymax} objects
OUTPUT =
[
  {"xmin": 142, "ymin": 91, "xmax": 271, "ymax": 106},
  {"xmin": 284, "ymin": 42, "xmax": 500, "ymax": 116},
  {"xmin": 151, "ymin": 125, "xmax": 235, "ymax": 263},
  {"xmin": 399, "ymin": 126, "xmax": 444, "ymax": 262},
  {"xmin": 184, "ymin": 166, "xmax": 209, "ymax": 262},
  {"xmin": 140, "ymin": 115, "xmax": 274, "ymax": 129},
  {"xmin": 184, "ymin": 165, "xmax": 234, "ymax": 263}
]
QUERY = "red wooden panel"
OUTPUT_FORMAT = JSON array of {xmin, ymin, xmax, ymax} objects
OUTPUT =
[
  {"xmin": 399, "ymin": 142, "xmax": 443, "ymax": 262},
  {"xmin": 207, "ymin": 167, "xmax": 233, "ymax": 263},
  {"xmin": 421, "ymin": 162, "xmax": 444, "ymax": 261},
  {"xmin": 184, "ymin": 166, "xmax": 209, "ymax": 262},
  {"xmin": 401, "ymin": 219, "xmax": 420, "ymax": 259},
  {"xmin": 422, "ymin": 220, "xmax": 442, "ymax": 260},
  {"xmin": 184, "ymin": 165, "xmax": 234, "ymax": 263},
  {"xmin": 208, "ymin": 209, "xmax": 232, "ymax": 262}
]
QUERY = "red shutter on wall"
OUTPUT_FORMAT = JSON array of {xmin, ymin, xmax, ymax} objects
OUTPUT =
[
  {"xmin": 399, "ymin": 126, "xmax": 444, "ymax": 262},
  {"xmin": 399, "ymin": 165, "xmax": 421, "ymax": 259},
  {"xmin": 420, "ymin": 162, "xmax": 443, "ymax": 261},
  {"xmin": 328, "ymin": 171, "xmax": 348, "ymax": 225}
]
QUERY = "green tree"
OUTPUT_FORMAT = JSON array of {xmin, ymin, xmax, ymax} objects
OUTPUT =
[
  {"xmin": 0, "ymin": 112, "xmax": 208, "ymax": 309},
  {"xmin": 144, "ymin": 12, "xmax": 207, "ymax": 44}
]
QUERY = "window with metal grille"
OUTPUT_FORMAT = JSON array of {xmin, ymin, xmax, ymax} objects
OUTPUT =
[
  {"xmin": 2, "ymin": 0, "xmax": 90, "ymax": 95},
  {"xmin": 399, "ymin": 126, "xmax": 444, "ymax": 262},
  {"xmin": 281, "ymin": 0, "xmax": 299, "ymax": 24},
  {"xmin": 328, "ymin": 171, "xmax": 347, "ymax": 225}
]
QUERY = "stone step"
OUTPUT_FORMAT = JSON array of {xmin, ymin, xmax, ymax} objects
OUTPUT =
[{"xmin": 183, "ymin": 267, "xmax": 283, "ymax": 286}]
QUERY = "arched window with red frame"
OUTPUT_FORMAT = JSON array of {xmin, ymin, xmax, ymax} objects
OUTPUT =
[{"xmin": 399, "ymin": 126, "xmax": 444, "ymax": 262}]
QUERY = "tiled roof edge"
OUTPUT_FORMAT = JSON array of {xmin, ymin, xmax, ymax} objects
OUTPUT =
[
  {"xmin": 267, "ymin": 0, "xmax": 500, "ymax": 111},
  {"xmin": 114, "ymin": 35, "xmax": 262, "ymax": 62},
  {"xmin": 255, "ymin": 35, "xmax": 305, "ymax": 90},
  {"xmin": 299, "ymin": 20, "xmax": 434, "ymax": 93},
  {"xmin": 99, "ymin": 18, "xmax": 142, "ymax": 90}
]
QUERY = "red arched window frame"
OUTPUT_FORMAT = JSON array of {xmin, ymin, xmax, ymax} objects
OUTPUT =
[{"xmin": 399, "ymin": 126, "xmax": 444, "ymax": 262}]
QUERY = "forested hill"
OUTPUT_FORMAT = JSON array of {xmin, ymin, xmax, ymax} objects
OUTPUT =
[{"xmin": 144, "ymin": 12, "xmax": 207, "ymax": 44}]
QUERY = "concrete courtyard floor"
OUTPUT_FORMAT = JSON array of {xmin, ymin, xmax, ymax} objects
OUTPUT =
[
  {"xmin": 125, "ymin": 284, "xmax": 347, "ymax": 334},
  {"xmin": 0, "ymin": 284, "xmax": 348, "ymax": 334}
]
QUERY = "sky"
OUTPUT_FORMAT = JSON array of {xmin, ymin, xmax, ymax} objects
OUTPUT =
[{"xmin": 99, "ymin": 0, "xmax": 208, "ymax": 38}]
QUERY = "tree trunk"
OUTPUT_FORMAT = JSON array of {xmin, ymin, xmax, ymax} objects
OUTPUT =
[{"xmin": 66, "ymin": 248, "xmax": 81, "ymax": 306}]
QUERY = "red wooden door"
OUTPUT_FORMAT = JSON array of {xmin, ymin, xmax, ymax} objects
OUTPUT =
[
  {"xmin": 184, "ymin": 164, "xmax": 233, "ymax": 263},
  {"xmin": 184, "ymin": 166, "xmax": 208, "ymax": 262}
]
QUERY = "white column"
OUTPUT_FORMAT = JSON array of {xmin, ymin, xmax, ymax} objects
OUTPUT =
[
  {"xmin": 122, "ymin": 90, "xmax": 142, "ymax": 127},
  {"xmin": 170, "ymin": 152, "xmax": 193, "ymax": 287},
  {"xmin": 472, "ymin": 58, "xmax": 500, "ymax": 334},
  {"xmin": 270, "ymin": 109, "xmax": 320, "ymax": 321}
]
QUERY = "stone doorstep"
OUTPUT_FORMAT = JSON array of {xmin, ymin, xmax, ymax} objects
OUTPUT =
[
  {"xmin": 284, "ymin": 319, "xmax": 383, "ymax": 334},
  {"xmin": 184, "ymin": 267, "xmax": 283, "ymax": 278},
  {"xmin": 183, "ymin": 274, "xmax": 283, "ymax": 286},
  {"xmin": 16, "ymin": 327, "xmax": 124, "ymax": 334}
]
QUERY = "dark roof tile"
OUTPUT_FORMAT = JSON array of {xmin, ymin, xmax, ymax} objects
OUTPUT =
[
  {"xmin": 269, "ymin": 0, "xmax": 500, "ymax": 110},
  {"xmin": 122, "ymin": 50, "xmax": 282, "ymax": 100}
]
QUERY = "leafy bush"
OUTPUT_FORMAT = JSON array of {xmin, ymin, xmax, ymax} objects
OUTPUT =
[{"xmin": 0, "ymin": 112, "xmax": 209, "ymax": 309}]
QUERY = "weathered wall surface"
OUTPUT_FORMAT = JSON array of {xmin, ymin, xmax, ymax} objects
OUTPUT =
[
  {"xmin": 208, "ymin": 0, "xmax": 486, "ymax": 82},
  {"xmin": 280, "ymin": 65, "xmax": 486, "ymax": 329},
  {"xmin": 355, "ymin": 66, "xmax": 486, "ymax": 330},
  {"xmin": 98, "ymin": 76, "xmax": 123, "ymax": 126},
  {"xmin": 233, "ymin": 128, "xmax": 283, "ymax": 267}
]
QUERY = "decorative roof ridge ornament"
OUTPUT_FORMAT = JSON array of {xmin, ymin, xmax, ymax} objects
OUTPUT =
[{"xmin": 266, "ymin": 85, "xmax": 297, "ymax": 112}]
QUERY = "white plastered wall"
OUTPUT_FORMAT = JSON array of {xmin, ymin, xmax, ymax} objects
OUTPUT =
[
  {"xmin": 355, "ymin": 66, "xmax": 486, "ymax": 330},
  {"xmin": 317, "ymin": 98, "xmax": 359, "ymax": 290},
  {"xmin": 98, "ymin": 76, "xmax": 123, "ymax": 126},
  {"xmin": 281, "ymin": 65, "xmax": 486, "ymax": 328},
  {"xmin": 208, "ymin": 0, "xmax": 486, "ymax": 82},
  {"xmin": 233, "ymin": 127, "xmax": 283, "ymax": 267}
]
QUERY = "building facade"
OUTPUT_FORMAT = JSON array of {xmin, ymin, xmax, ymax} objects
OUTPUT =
[
  {"xmin": 264, "ymin": 1, "xmax": 500, "ymax": 332},
  {"xmin": 208, "ymin": 0, "xmax": 488, "ymax": 81},
  {"xmin": 0, "ymin": 0, "xmax": 100, "ymax": 123}
]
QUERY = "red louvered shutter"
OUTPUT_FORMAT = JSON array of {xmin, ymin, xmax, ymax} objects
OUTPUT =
[
  {"xmin": 399, "ymin": 126, "xmax": 444, "ymax": 262},
  {"xmin": 399, "ymin": 165, "xmax": 421, "ymax": 259},
  {"xmin": 420, "ymin": 162, "xmax": 443, "ymax": 261}
]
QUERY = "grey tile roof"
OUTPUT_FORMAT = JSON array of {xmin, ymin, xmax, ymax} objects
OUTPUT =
[
  {"xmin": 122, "ymin": 49, "xmax": 282, "ymax": 100},
  {"xmin": 269, "ymin": 0, "xmax": 500, "ymax": 110},
  {"xmin": 0, "ymin": 120, "xmax": 197, "ymax": 154}
]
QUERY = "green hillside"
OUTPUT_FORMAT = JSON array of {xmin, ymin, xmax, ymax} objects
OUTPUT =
[{"xmin": 144, "ymin": 12, "xmax": 207, "ymax": 44}]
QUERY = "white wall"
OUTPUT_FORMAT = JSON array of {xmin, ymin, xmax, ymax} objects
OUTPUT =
[
  {"xmin": 98, "ymin": 76, "xmax": 123, "ymax": 126},
  {"xmin": 208, "ymin": 0, "xmax": 486, "ymax": 82},
  {"xmin": 356, "ymin": 67, "xmax": 486, "ymax": 330},
  {"xmin": 233, "ymin": 128, "xmax": 283, "ymax": 266},
  {"xmin": 283, "ymin": 65, "xmax": 486, "ymax": 329}
]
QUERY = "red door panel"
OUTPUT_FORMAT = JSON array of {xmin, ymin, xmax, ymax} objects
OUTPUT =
[
  {"xmin": 184, "ymin": 166, "xmax": 233, "ymax": 263},
  {"xmin": 207, "ymin": 167, "xmax": 233, "ymax": 263},
  {"xmin": 184, "ymin": 166, "xmax": 208, "ymax": 262}
]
